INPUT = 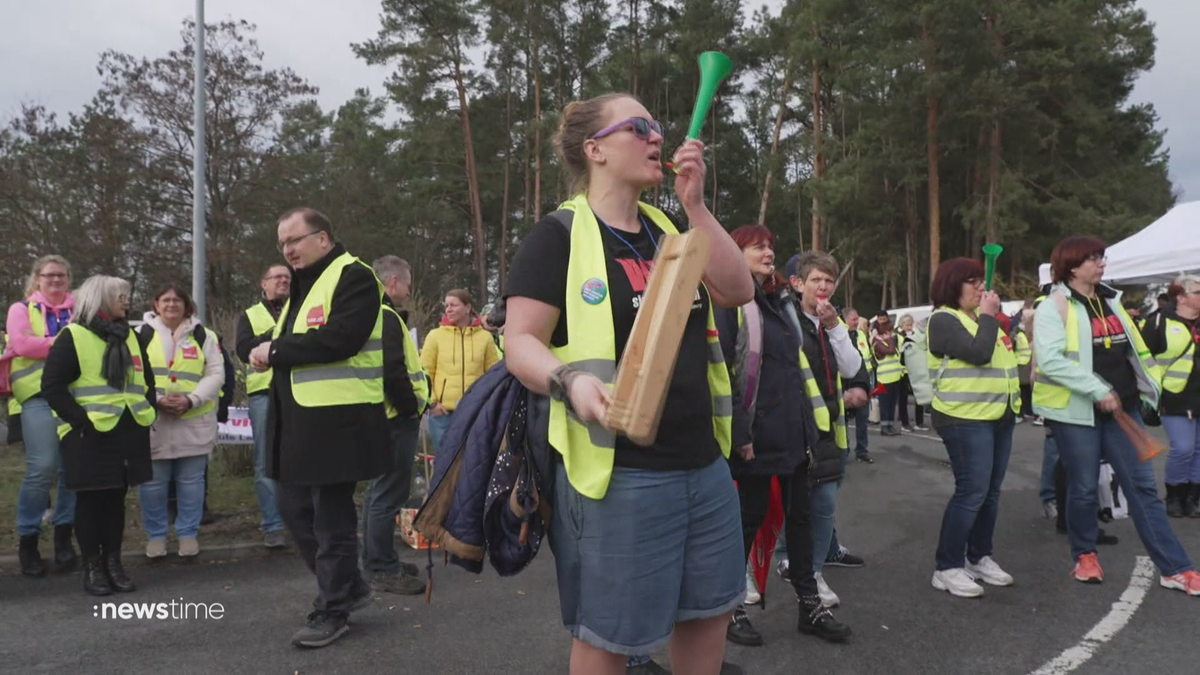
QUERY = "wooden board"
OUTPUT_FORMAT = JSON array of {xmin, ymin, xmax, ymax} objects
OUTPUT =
[{"xmin": 605, "ymin": 228, "xmax": 711, "ymax": 446}]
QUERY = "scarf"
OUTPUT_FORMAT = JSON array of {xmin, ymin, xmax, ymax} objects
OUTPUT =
[{"xmin": 86, "ymin": 314, "xmax": 134, "ymax": 392}]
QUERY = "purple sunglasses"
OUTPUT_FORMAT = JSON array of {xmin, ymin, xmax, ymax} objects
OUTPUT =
[{"xmin": 590, "ymin": 116, "xmax": 664, "ymax": 141}]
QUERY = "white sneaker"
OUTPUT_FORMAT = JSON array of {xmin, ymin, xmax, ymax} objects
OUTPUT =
[
  {"xmin": 966, "ymin": 556, "xmax": 1014, "ymax": 586},
  {"xmin": 932, "ymin": 568, "xmax": 984, "ymax": 598},
  {"xmin": 745, "ymin": 570, "xmax": 761, "ymax": 605},
  {"xmin": 1032, "ymin": 416, "xmax": 1045, "ymax": 427},
  {"xmin": 815, "ymin": 572, "xmax": 840, "ymax": 608}
]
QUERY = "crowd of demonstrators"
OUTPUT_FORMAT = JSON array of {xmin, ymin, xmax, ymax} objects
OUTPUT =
[
  {"xmin": 1033, "ymin": 236, "xmax": 1199, "ymax": 594},
  {"xmin": 843, "ymin": 308, "xmax": 874, "ymax": 463},
  {"xmin": 420, "ymin": 288, "xmax": 500, "ymax": 454},
  {"xmin": 137, "ymin": 283, "xmax": 225, "ymax": 559}
]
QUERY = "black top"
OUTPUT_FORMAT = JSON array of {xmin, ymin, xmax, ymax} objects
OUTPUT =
[
  {"xmin": 235, "ymin": 297, "xmax": 285, "ymax": 364},
  {"xmin": 927, "ymin": 310, "xmax": 1014, "ymax": 428},
  {"xmin": 1142, "ymin": 308, "xmax": 1200, "ymax": 416},
  {"xmin": 382, "ymin": 296, "xmax": 419, "ymax": 418},
  {"xmin": 505, "ymin": 210, "xmax": 719, "ymax": 472},
  {"xmin": 41, "ymin": 325, "xmax": 157, "ymax": 432},
  {"xmin": 1069, "ymin": 287, "xmax": 1139, "ymax": 411}
]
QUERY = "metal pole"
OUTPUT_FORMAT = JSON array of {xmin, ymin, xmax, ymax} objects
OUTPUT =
[{"xmin": 192, "ymin": 0, "xmax": 207, "ymax": 322}]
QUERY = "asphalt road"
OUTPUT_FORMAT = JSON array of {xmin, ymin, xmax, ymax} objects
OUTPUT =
[{"xmin": 3, "ymin": 420, "xmax": 1199, "ymax": 675}]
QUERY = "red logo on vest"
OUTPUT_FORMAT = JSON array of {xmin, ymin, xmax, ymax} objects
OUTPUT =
[
  {"xmin": 132, "ymin": 355, "xmax": 143, "ymax": 372},
  {"xmin": 306, "ymin": 305, "xmax": 327, "ymax": 327},
  {"xmin": 180, "ymin": 343, "xmax": 199, "ymax": 360}
]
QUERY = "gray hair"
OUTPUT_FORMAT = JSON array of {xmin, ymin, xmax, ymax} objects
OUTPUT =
[
  {"xmin": 1171, "ymin": 273, "xmax": 1200, "ymax": 295},
  {"xmin": 372, "ymin": 256, "xmax": 412, "ymax": 284},
  {"xmin": 24, "ymin": 255, "xmax": 71, "ymax": 299},
  {"xmin": 72, "ymin": 275, "xmax": 130, "ymax": 325}
]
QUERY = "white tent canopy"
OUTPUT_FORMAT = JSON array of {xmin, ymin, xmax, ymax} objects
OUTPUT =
[{"xmin": 1038, "ymin": 201, "xmax": 1200, "ymax": 286}]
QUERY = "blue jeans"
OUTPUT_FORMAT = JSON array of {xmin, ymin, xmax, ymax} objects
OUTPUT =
[
  {"xmin": 360, "ymin": 416, "xmax": 419, "ymax": 575},
  {"xmin": 139, "ymin": 455, "xmax": 208, "ymax": 539},
  {"xmin": 248, "ymin": 394, "xmax": 283, "ymax": 532},
  {"xmin": 1040, "ymin": 433, "xmax": 1059, "ymax": 504},
  {"xmin": 1049, "ymin": 412, "xmax": 1194, "ymax": 575},
  {"xmin": 934, "ymin": 418, "xmax": 1014, "ymax": 571},
  {"xmin": 851, "ymin": 404, "xmax": 870, "ymax": 454},
  {"xmin": 879, "ymin": 383, "xmax": 900, "ymax": 424},
  {"xmin": 810, "ymin": 445, "xmax": 850, "ymax": 574},
  {"xmin": 17, "ymin": 397, "xmax": 75, "ymax": 536},
  {"xmin": 1161, "ymin": 415, "xmax": 1200, "ymax": 484},
  {"xmin": 426, "ymin": 411, "xmax": 453, "ymax": 456}
]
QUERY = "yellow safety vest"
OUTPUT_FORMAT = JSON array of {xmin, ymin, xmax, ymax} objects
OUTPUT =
[
  {"xmin": 928, "ymin": 307, "xmax": 1021, "ymax": 420},
  {"xmin": 876, "ymin": 334, "xmax": 904, "ymax": 384},
  {"xmin": 243, "ymin": 302, "xmax": 277, "ymax": 395},
  {"xmin": 383, "ymin": 304, "xmax": 430, "ymax": 418},
  {"xmin": 799, "ymin": 350, "xmax": 848, "ymax": 450},
  {"xmin": 1155, "ymin": 316, "xmax": 1196, "ymax": 395},
  {"xmin": 11, "ymin": 302, "xmax": 70, "ymax": 403},
  {"xmin": 854, "ymin": 330, "xmax": 874, "ymax": 372},
  {"xmin": 1033, "ymin": 293, "xmax": 1157, "ymax": 409},
  {"xmin": 55, "ymin": 324, "xmax": 156, "ymax": 438},
  {"xmin": 547, "ymin": 194, "xmax": 732, "ymax": 499},
  {"xmin": 272, "ymin": 252, "xmax": 385, "ymax": 408},
  {"xmin": 144, "ymin": 326, "xmax": 216, "ymax": 419},
  {"xmin": 1015, "ymin": 331, "xmax": 1032, "ymax": 366}
]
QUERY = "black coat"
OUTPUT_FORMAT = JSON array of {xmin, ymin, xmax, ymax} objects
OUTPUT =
[
  {"xmin": 265, "ymin": 244, "xmax": 392, "ymax": 486},
  {"xmin": 41, "ymin": 325, "xmax": 155, "ymax": 491}
]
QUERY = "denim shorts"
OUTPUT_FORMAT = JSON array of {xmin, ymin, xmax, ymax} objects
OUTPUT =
[{"xmin": 549, "ymin": 457, "xmax": 745, "ymax": 655}]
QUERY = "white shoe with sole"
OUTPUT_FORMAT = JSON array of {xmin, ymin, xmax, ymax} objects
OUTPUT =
[
  {"xmin": 966, "ymin": 556, "xmax": 1014, "ymax": 586},
  {"xmin": 744, "ymin": 570, "xmax": 761, "ymax": 605},
  {"xmin": 815, "ymin": 572, "xmax": 840, "ymax": 608},
  {"xmin": 932, "ymin": 568, "xmax": 985, "ymax": 598}
]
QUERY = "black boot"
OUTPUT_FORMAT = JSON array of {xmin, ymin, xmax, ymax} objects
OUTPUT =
[
  {"xmin": 104, "ymin": 552, "xmax": 136, "ymax": 593},
  {"xmin": 18, "ymin": 534, "xmax": 47, "ymax": 578},
  {"xmin": 83, "ymin": 556, "xmax": 113, "ymax": 596},
  {"xmin": 54, "ymin": 524, "xmax": 78, "ymax": 572},
  {"xmin": 1166, "ymin": 484, "xmax": 1185, "ymax": 518},
  {"xmin": 726, "ymin": 605, "xmax": 764, "ymax": 647},
  {"xmin": 1186, "ymin": 483, "xmax": 1200, "ymax": 518},
  {"xmin": 798, "ymin": 595, "xmax": 852, "ymax": 643}
]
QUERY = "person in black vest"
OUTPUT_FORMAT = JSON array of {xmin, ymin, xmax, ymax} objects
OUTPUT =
[{"xmin": 248, "ymin": 208, "xmax": 391, "ymax": 648}]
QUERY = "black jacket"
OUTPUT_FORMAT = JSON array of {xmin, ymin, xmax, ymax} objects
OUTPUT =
[
  {"xmin": 265, "ymin": 244, "xmax": 392, "ymax": 485},
  {"xmin": 1142, "ymin": 308, "xmax": 1200, "ymax": 417},
  {"xmin": 715, "ymin": 285, "xmax": 817, "ymax": 478},
  {"xmin": 382, "ymin": 296, "xmax": 419, "ymax": 418},
  {"xmin": 41, "ymin": 325, "xmax": 155, "ymax": 491},
  {"xmin": 235, "ymin": 298, "xmax": 285, "ymax": 366}
]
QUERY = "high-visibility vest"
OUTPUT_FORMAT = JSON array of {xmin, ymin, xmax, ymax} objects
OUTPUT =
[
  {"xmin": 876, "ymin": 334, "xmax": 904, "ymax": 384},
  {"xmin": 1033, "ymin": 292, "xmax": 1158, "ymax": 409},
  {"xmin": 144, "ymin": 326, "xmax": 217, "ymax": 419},
  {"xmin": 7, "ymin": 397, "xmax": 19, "ymax": 416},
  {"xmin": 55, "ymin": 324, "xmax": 155, "ymax": 439},
  {"xmin": 11, "ymin": 302, "xmax": 72, "ymax": 403},
  {"xmin": 854, "ymin": 330, "xmax": 874, "ymax": 372},
  {"xmin": 272, "ymin": 252, "xmax": 385, "ymax": 408},
  {"xmin": 546, "ymin": 194, "xmax": 732, "ymax": 499},
  {"xmin": 1015, "ymin": 331, "xmax": 1032, "ymax": 366},
  {"xmin": 1155, "ymin": 316, "xmax": 1196, "ymax": 395},
  {"xmin": 383, "ymin": 304, "xmax": 429, "ymax": 418},
  {"xmin": 800, "ymin": 350, "xmax": 848, "ymax": 450},
  {"xmin": 928, "ymin": 307, "xmax": 1021, "ymax": 420},
  {"xmin": 243, "ymin": 302, "xmax": 277, "ymax": 395}
]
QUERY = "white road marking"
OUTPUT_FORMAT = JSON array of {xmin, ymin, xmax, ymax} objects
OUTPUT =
[{"xmin": 1028, "ymin": 556, "xmax": 1156, "ymax": 675}]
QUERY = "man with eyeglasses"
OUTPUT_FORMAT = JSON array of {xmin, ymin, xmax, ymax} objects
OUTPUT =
[
  {"xmin": 248, "ymin": 207, "xmax": 392, "ymax": 648},
  {"xmin": 236, "ymin": 263, "xmax": 292, "ymax": 549}
]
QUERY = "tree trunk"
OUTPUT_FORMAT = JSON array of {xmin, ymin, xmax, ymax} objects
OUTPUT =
[
  {"xmin": 880, "ymin": 274, "xmax": 888, "ymax": 311},
  {"xmin": 810, "ymin": 23, "xmax": 825, "ymax": 252},
  {"xmin": 452, "ymin": 56, "xmax": 487, "ymax": 304},
  {"xmin": 499, "ymin": 62, "xmax": 514, "ymax": 294},
  {"xmin": 759, "ymin": 65, "xmax": 794, "ymax": 224},
  {"xmin": 923, "ymin": 17, "xmax": 941, "ymax": 279},
  {"xmin": 630, "ymin": 0, "xmax": 640, "ymax": 94},
  {"xmin": 902, "ymin": 187, "xmax": 920, "ymax": 305},
  {"xmin": 532, "ymin": 9, "xmax": 543, "ymax": 222}
]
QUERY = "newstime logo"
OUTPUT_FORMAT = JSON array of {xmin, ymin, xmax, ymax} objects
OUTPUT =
[{"xmin": 93, "ymin": 599, "xmax": 225, "ymax": 620}]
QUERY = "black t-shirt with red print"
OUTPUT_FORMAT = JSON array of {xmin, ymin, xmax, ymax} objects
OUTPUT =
[{"xmin": 1069, "ymin": 287, "xmax": 1139, "ymax": 411}]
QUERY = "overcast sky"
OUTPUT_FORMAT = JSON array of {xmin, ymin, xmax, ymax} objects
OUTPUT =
[{"xmin": 2, "ymin": 0, "xmax": 1196, "ymax": 200}]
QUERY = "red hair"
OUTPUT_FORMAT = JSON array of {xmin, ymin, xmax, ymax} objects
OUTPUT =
[
  {"xmin": 1050, "ymin": 236, "xmax": 1106, "ymax": 284},
  {"xmin": 730, "ymin": 224, "xmax": 784, "ymax": 294},
  {"xmin": 929, "ymin": 257, "xmax": 985, "ymax": 309}
]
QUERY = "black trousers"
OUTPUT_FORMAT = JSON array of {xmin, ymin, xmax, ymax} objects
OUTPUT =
[
  {"xmin": 277, "ymin": 481, "xmax": 363, "ymax": 614},
  {"xmin": 74, "ymin": 486, "xmax": 128, "ymax": 558},
  {"xmin": 897, "ymin": 375, "xmax": 924, "ymax": 426},
  {"xmin": 736, "ymin": 464, "xmax": 818, "ymax": 599}
]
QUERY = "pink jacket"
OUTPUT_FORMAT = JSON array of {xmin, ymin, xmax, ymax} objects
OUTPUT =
[{"xmin": 4, "ymin": 291, "xmax": 76, "ymax": 360}]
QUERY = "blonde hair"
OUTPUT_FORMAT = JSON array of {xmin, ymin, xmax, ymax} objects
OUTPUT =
[
  {"xmin": 554, "ymin": 92, "xmax": 634, "ymax": 195},
  {"xmin": 899, "ymin": 313, "xmax": 914, "ymax": 329},
  {"xmin": 72, "ymin": 276, "xmax": 130, "ymax": 325},
  {"xmin": 24, "ymin": 255, "xmax": 71, "ymax": 299},
  {"xmin": 1168, "ymin": 274, "xmax": 1200, "ymax": 300}
]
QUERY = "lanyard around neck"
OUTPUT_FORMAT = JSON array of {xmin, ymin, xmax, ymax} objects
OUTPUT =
[{"xmin": 596, "ymin": 213, "xmax": 661, "ymax": 264}]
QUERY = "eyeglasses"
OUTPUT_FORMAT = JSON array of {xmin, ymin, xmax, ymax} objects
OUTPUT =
[
  {"xmin": 589, "ymin": 117, "xmax": 664, "ymax": 142},
  {"xmin": 277, "ymin": 230, "xmax": 321, "ymax": 252},
  {"xmin": 264, "ymin": 273, "xmax": 290, "ymax": 282},
  {"xmin": 39, "ymin": 273, "xmax": 68, "ymax": 280},
  {"xmin": 1086, "ymin": 253, "xmax": 1107, "ymax": 264},
  {"xmin": 965, "ymin": 277, "xmax": 984, "ymax": 287}
]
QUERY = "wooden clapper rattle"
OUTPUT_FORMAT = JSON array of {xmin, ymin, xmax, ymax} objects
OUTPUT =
[{"xmin": 604, "ymin": 228, "xmax": 711, "ymax": 445}]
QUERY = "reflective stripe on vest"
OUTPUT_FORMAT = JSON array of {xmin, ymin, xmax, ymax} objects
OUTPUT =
[
  {"xmin": 383, "ymin": 304, "xmax": 430, "ymax": 418},
  {"xmin": 855, "ymin": 331, "xmax": 874, "ymax": 372},
  {"xmin": 929, "ymin": 308, "xmax": 1021, "ymax": 420},
  {"xmin": 244, "ymin": 303, "xmax": 276, "ymax": 394},
  {"xmin": 145, "ymin": 327, "xmax": 215, "ymax": 419},
  {"xmin": 799, "ymin": 350, "xmax": 848, "ymax": 450},
  {"xmin": 1157, "ymin": 317, "xmax": 1196, "ymax": 394},
  {"xmin": 546, "ymin": 195, "xmax": 732, "ymax": 500},
  {"xmin": 1016, "ymin": 332, "xmax": 1032, "ymax": 366},
  {"xmin": 55, "ymin": 324, "xmax": 156, "ymax": 439},
  {"xmin": 876, "ymin": 347, "xmax": 903, "ymax": 384},
  {"xmin": 272, "ymin": 253, "xmax": 385, "ymax": 407}
]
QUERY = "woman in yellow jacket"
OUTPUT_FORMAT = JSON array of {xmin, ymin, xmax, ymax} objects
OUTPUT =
[{"xmin": 420, "ymin": 289, "xmax": 500, "ymax": 453}]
